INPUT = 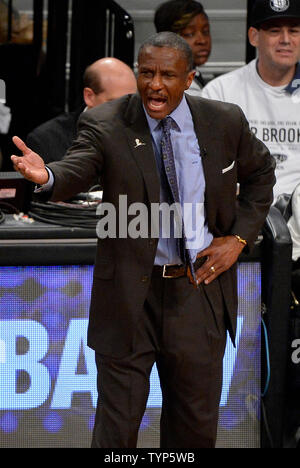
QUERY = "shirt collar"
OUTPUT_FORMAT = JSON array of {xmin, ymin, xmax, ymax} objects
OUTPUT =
[
  {"xmin": 254, "ymin": 59, "xmax": 300, "ymax": 94},
  {"xmin": 144, "ymin": 95, "xmax": 188, "ymax": 134},
  {"xmin": 285, "ymin": 62, "xmax": 300, "ymax": 95}
]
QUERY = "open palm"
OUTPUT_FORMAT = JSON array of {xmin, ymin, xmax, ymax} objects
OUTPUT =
[{"xmin": 11, "ymin": 136, "xmax": 49, "ymax": 185}]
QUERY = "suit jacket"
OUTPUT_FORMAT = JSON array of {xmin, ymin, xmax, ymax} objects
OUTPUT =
[{"xmin": 46, "ymin": 93, "xmax": 275, "ymax": 358}]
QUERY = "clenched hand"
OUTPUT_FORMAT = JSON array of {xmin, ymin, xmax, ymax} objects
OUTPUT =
[{"xmin": 188, "ymin": 235, "xmax": 246, "ymax": 287}]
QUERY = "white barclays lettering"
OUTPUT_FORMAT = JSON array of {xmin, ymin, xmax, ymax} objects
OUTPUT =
[
  {"xmin": 0, "ymin": 319, "xmax": 97, "ymax": 410},
  {"xmin": 0, "ymin": 318, "xmax": 243, "ymax": 411}
]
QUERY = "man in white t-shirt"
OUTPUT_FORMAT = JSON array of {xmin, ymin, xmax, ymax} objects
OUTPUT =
[{"xmin": 202, "ymin": 0, "xmax": 300, "ymax": 202}]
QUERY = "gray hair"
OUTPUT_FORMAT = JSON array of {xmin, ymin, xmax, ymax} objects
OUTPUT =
[{"xmin": 138, "ymin": 31, "xmax": 194, "ymax": 72}]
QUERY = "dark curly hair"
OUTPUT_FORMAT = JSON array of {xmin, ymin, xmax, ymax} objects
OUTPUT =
[{"xmin": 154, "ymin": 0, "xmax": 206, "ymax": 34}]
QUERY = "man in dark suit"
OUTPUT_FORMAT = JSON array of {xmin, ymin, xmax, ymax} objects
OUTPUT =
[
  {"xmin": 11, "ymin": 32, "xmax": 275, "ymax": 448},
  {"xmin": 26, "ymin": 57, "xmax": 137, "ymax": 164}
]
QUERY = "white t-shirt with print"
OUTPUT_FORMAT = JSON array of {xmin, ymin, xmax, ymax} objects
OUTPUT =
[{"xmin": 202, "ymin": 59, "xmax": 300, "ymax": 201}]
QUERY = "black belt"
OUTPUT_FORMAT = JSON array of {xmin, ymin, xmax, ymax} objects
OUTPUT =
[{"xmin": 152, "ymin": 256, "xmax": 207, "ymax": 279}]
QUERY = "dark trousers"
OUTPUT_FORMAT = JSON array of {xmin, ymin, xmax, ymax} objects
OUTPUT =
[{"xmin": 91, "ymin": 274, "xmax": 227, "ymax": 448}]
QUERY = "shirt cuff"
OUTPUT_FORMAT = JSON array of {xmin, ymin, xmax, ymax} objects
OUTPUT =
[{"xmin": 34, "ymin": 167, "xmax": 54, "ymax": 193}]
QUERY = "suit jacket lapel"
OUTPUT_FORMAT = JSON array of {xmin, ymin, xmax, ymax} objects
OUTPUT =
[
  {"xmin": 185, "ymin": 94, "xmax": 223, "ymax": 233},
  {"xmin": 124, "ymin": 94, "xmax": 160, "ymax": 206}
]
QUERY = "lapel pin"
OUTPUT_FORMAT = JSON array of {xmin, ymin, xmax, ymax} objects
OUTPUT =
[{"xmin": 134, "ymin": 139, "xmax": 146, "ymax": 149}]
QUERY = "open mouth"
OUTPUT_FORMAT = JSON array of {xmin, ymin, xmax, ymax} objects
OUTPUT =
[{"xmin": 147, "ymin": 96, "xmax": 168, "ymax": 113}]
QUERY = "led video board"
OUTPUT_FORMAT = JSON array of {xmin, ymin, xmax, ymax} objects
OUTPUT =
[{"xmin": 0, "ymin": 263, "xmax": 260, "ymax": 448}]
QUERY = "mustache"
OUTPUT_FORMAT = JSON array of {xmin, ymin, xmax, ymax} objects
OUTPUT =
[{"xmin": 146, "ymin": 93, "xmax": 167, "ymax": 100}]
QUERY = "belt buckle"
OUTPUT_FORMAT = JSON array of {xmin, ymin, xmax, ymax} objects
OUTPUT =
[{"xmin": 162, "ymin": 264, "xmax": 175, "ymax": 279}]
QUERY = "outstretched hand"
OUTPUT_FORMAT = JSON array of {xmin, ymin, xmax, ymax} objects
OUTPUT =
[{"xmin": 11, "ymin": 136, "xmax": 49, "ymax": 185}]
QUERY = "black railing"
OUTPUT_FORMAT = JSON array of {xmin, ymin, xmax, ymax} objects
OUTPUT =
[{"xmin": 261, "ymin": 206, "xmax": 293, "ymax": 447}]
